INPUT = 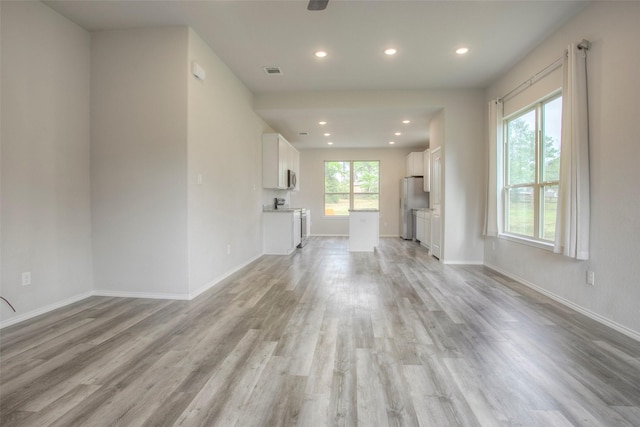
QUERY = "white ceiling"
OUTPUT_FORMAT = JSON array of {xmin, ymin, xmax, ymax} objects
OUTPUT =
[{"xmin": 45, "ymin": 0, "xmax": 589, "ymax": 149}]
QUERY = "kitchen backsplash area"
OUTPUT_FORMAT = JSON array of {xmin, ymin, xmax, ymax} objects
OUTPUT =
[{"xmin": 262, "ymin": 188, "xmax": 290, "ymax": 210}]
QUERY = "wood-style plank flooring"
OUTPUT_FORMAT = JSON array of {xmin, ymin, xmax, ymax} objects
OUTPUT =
[{"xmin": 1, "ymin": 237, "xmax": 640, "ymax": 426}]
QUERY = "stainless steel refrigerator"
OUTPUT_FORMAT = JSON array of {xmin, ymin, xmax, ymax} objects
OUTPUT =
[{"xmin": 400, "ymin": 177, "xmax": 429, "ymax": 240}]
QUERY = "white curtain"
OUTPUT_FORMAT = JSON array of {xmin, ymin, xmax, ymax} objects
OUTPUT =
[
  {"xmin": 554, "ymin": 44, "xmax": 590, "ymax": 260},
  {"xmin": 484, "ymin": 99, "xmax": 503, "ymax": 237}
]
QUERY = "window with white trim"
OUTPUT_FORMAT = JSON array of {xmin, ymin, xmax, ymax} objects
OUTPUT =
[
  {"xmin": 503, "ymin": 93, "xmax": 562, "ymax": 242},
  {"xmin": 324, "ymin": 160, "xmax": 379, "ymax": 216}
]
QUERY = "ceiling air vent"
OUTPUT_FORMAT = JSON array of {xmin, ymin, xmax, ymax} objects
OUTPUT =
[
  {"xmin": 263, "ymin": 66, "xmax": 282, "ymax": 75},
  {"xmin": 299, "ymin": 132, "xmax": 309, "ymax": 136}
]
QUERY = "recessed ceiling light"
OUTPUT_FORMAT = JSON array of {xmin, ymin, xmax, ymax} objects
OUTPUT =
[
  {"xmin": 324, "ymin": 133, "xmax": 331, "ymax": 136},
  {"xmin": 327, "ymin": 142, "xmax": 334, "ymax": 145},
  {"xmin": 384, "ymin": 48, "xmax": 397, "ymax": 56},
  {"xmin": 315, "ymin": 50, "xmax": 327, "ymax": 58},
  {"xmin": 319, "ymin": 121, "xmax": 327, "ymax": 125},
  {"xmin": 395, "ymin": 132, "xmax": 402, "ymax": 136},
  {"xmin": 389, "ymin": 141, "xmax": 395, "ymax": 145},
  {"xmin": 402, "ymin": 120, "xmax": 411, "ymax": 124},
  {"xmin": 456, "ymin": 47, "xmax": 469, "ymax": 55}
]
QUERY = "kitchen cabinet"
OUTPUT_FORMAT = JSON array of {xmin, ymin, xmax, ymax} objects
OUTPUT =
[
  {"xmin": 416, "ymin": 210, "xmax": 425, "ymax": 243},
  {"xmin": 422, "ymin": 210, "xmax": 431, "ymax": 250},
  {"xmin": 263, "ymin": 210, "xmax": 301, "ymax": 255},
  {"xmin": 430, "ymin": 147, "xmax": 442, "ymax": 259},
  {"xmin": 293, "ymin": 211, "xmax": 302, "ymax": 247},
  {"xmin": 262, "ymin": 133, "xmax": 299, "ymax": 190},
  {"xmin": 415, "ymin": 209, "xmax": 431, "ymax": 250},
  {"xmin": 422, "ymin": 149, "xmax": 431, "ymax": 192},
  {"xmin": 349, "ymin": 210, "xmax": 379, "ymax": 252},
  {"xmin": 406, "ymin": 152, "xmax": 424, "ymax": 177}
]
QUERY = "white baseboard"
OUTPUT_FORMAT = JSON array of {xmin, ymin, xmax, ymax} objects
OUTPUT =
[
  {"xmin": 1, "ymin": 254, "xmax": 265, "ymax": 329},
  {"xmin": 189, "ymin": 253, "xmax": 263, "ymax": 299},
  {"xmin": 92, "ymin": 290, "xmax": 191, "ymax": 300},
  {"xmin": 444, "ymin": 260, "xmax": 484, "ymax": 265},
  {"xmin": 0, "ymin": 291, "xmax": 94, "ymax": 329},
  {"xmin": 311, "ymin": 234, "xmax": 401, "ymax": 238},
  {"xmin": 484, "ymin": 262, "xmax": 640, "ymax": 342}
]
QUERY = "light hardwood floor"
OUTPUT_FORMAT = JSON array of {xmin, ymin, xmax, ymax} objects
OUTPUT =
[{"xmin": 1, "ymin": 237, "xmax": 639, "ymax": 426}]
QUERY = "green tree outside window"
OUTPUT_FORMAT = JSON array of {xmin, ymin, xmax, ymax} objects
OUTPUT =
[
  {"xmin": 504, "ymin": 94, "xmax": 561, "ymax": 240},
  {"xmin": 325, "ymin": 160, "xmax": 379, "ymax": 215}
]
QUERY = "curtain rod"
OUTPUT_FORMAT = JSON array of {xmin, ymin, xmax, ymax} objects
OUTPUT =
[{"xmin": 498, "ymin": 55, "xmax": 564, "ymax": 103}]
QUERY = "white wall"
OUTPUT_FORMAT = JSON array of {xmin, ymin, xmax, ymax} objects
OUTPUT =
[
  {"xmin": 187, "ymin": 29, "xmax": 267, "ymax": 296},
  {"xmin": 1, "ymin": 1, "xmax": 93, "ymax": 324},
  {"xmin": 0, "ymin": 2, "xmax": 488, "ymax": 324},
  {"xmin": 290, "ymin": 148, "xmax": 417, "ymax": 237},
  {"xmin": 256, "ymin": 90, "xmax": 486, "ymax": 263},
  {"xmin": 91, "ymin": 28, "xmax": 189, "ymax": 297},
  {"xmin": 484, "ymin": 2, "xmax": 640, "ymax": 337},
  {"xmin": 439, "ymin": 94, "xmax": 486, "ymax": 264},
  {"xmin": 429, "ymin": 110, "xmax": 445, "ymax": 152}
]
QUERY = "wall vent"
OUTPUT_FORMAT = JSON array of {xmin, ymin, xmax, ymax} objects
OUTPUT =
[{"xmin": 263, "ymin": 66, "xmax": 282, "ymax": 75}]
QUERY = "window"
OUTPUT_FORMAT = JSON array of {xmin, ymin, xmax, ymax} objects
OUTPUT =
[
  {"xmin": 503, "ymin": 94, "xmax": 561, "ymax": 242},
  {"xmin": 324, "ymin": 161, "xmax": 379, "ymax": 216}
]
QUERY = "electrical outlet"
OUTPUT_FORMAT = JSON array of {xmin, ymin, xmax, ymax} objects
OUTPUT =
[
  {"xmin": 21, "ymin": 272, "xmax": 31, "ymax": 286},
  {"xmin": 227, "ymin": 244, "xmax": 231, "ymax": 255},
  {"xmin": 586, "ymin": 270, "xmax": 595, "ymax": 286}
]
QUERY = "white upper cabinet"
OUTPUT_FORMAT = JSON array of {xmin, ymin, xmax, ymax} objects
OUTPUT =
[
  {"xmin": 423, "ymin": 149, "xmax": 431, "ymax": 191},
  {"xmin": 289, "ymin": 144, "xmax": 300, "ymax": 191},
  {"xmin": 263, "ymin": 133, "xmax": 299, "ymax": 190},
  {"xmin": 278, "ymin": 137, "xmax": 288, "ymax": 188},
  {"xmin": 406, "ymin": 152, "xmax": 424, "ymax": 177}
]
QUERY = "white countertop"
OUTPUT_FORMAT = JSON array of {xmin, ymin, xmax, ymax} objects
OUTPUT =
[{"xmin": 263, "ymin": 207, "xmax": 304, "ymax": 213}]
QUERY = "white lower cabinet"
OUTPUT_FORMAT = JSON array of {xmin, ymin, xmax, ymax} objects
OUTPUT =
[
  {"xmin": 293, "ymin": 212, "xmax": 301, "ymax": 247},
  {"xmin": 416, "ymin": 210, "xmax": 425, "ymax": 243},
  {"xmin": 416, "ymin": 209, "xmax": 431, "ymax": 250},
  {"xmin": 348, "ymin": 210, "xmax": 379, "ymax": 252},
  {"xmin": 263, "ymin": 211, "xmax": 301, "ymax": 255},
  {"xmin": 422, "ymin": 210, "xmax": 431, "ymax": 250}
]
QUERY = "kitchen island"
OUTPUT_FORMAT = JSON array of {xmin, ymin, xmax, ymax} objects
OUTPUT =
[{"xmin": 348, "ymin": 209, "xmax": 379, "ymax": 252}]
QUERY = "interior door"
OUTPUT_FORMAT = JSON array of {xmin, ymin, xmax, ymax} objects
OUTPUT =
[{"xmin": 430, "ymin": 147, "xmax": 442, "ymax": 259}]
